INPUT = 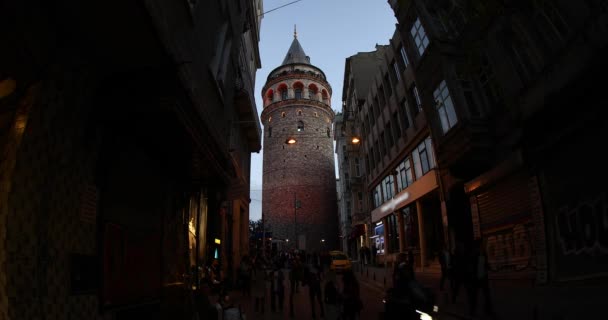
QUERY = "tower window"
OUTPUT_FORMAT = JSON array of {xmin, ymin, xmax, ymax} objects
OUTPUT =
[
  {"xmin": 327, "ymin": 127, "xmax": 331, "ymax": 137},
  {"xmin": 294, "ymin": 82, "xmax": 304, "ymax": 99},
  {"xmin": 278, "ymin": 83, "xmax": 288, "ymax": 100},
  {"xmin": 282, "ymin": 112, "xmax": 286, "ymax": 118},
  {"xmin": 314, "ymin": 112, "xmax": 318, "ymax": 117},
  {"xmin": 298, "ymin": 110, "xmax": 302, "ymax": 116},
  {"xmin": 308, "ymin": 84, "xmax": 319, "ymax": 100},
  {"xmin": 268, "ymin": 127, "xmax": 272, "ymax": 137},
  {"xmin": 297, "ymin": 121, "xmax": 304, "ymax": 132}
]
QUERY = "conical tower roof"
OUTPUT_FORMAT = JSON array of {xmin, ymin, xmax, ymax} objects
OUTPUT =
[{"xmin": 281, "ymin": 26, "xmax": 310, "ymax": 65}]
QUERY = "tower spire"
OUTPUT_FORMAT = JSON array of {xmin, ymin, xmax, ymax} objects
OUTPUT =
[{"xmin": 294, "ymin": 24, "xmax": 297, "ymax": 39}]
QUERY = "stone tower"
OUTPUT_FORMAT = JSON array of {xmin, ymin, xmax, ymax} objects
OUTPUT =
[{"xmin": 261, "ymin": 30, "xmax": 338, "ymax": 252}]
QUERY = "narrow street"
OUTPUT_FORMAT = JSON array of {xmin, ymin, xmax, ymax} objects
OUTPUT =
[
  {"xmin": 220, "ymin": 269, "xmax": 385, "ymax": 320},
  {"xmin": 217, "ymin": 268, "xmax": 462, "ymax": 320}
]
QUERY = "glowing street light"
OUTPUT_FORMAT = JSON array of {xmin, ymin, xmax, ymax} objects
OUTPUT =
[
  {"xmin": 351, "ymin": 137, "xmax": 360, "ymax": 144},
  {"xmin": 286, "ymin": 138, "xmax": 297, "ymax": 144}
]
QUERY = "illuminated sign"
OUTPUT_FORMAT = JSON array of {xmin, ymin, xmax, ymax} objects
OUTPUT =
[
  {"xmin": 380, "ymin": 192, "xmax": 410, "ymax": 214},
  {"xmin": 214, "ymin": 238, "xmax": 221, "ymax": 244}
]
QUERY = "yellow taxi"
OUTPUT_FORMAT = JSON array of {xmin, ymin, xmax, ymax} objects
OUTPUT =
[{"xmin": 329, "ymin": 251, "xmax": 352, "ymax": 273}]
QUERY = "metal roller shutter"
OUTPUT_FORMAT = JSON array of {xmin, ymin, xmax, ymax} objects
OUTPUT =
[{"xmin": 473, "ymin": 171, "xmax": 537, "ymax": 280}]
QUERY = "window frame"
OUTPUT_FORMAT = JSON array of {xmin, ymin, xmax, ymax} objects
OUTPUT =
[
  {"xmin": 433, "ymin": 80, "xmax": 458, "ymax": 134},
  {"xmin": 410, "ymin": 17, "xmax": 430, "ymax": 56}
]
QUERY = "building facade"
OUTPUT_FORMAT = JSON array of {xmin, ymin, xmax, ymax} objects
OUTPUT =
[
  {"xmin": 339, "ymin": 38, "xmax": 444, "ymax": 269},
  {"xmin": 385, "ymin": 0, "xmax": 608, "ymax": 283},
  {"xmin": 0, "ymin": 0, "xmax": 262, "ymax": 318},
  {"xmin": 261, "ymin": 32, "xmax": 339, "ymax": 252}
]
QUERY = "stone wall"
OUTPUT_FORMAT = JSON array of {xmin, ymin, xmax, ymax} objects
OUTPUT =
[{"xmin": 262, "ymin": 103, "xmax": 338, "ymax": 251}]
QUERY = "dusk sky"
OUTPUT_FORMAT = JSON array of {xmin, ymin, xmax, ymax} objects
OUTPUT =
[{"xmin": 249, "ymin": 0, "xmax": 397, "ymax": 221}]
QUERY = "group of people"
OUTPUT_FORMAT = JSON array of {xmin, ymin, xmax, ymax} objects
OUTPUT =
[
  {"xmin": 235, "ymin": 250, "xmax": 362, "ymax": 320},
  {"xmin": 358, "ymin": 245, "xmax": 378, "ymax": 265},
  {"xmin": 438, "ymin": 239, "xmax": 494, "ymax": 317}
]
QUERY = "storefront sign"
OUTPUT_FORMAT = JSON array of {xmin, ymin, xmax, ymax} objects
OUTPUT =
[{"xmin": 372, "ymin": 170, "xmax": 438, "ymax": 222}]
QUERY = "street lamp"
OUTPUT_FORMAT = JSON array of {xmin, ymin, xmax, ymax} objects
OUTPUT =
[
  {"xmin": 351, "ymin": 137, "xmax": 360, "ymax": 144},
  {"xmin": 286, "ymin": 137, "xmax": 297, "ymax": 144}
]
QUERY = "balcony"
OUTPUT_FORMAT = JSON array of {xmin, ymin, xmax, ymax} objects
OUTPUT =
[
  {"xmin": 234, "ymin": 65, "xmax": 262, "ymax": 152},
  {"xmin": 352, "ymin": 211, "xmax": 370, "ymax": 226},
  {"xmin": 434, "ymin": 118, "xmax": 494, "ymax": 179}
]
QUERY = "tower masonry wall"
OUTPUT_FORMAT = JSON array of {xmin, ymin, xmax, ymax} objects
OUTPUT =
[{"xmin": 261, "ymin": 99, "xmax": 338, "ymax": 251}]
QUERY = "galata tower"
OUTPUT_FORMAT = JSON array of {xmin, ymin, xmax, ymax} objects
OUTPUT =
[{"xmin": 261, "ymin": 29, "xmax": 338, "ymax": 252}]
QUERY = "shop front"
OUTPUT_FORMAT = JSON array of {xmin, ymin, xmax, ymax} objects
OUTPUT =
[
  {"xmin": 371, "ymin": 169, "xmax": 442, "ymax": 269},
  {"xmin": 465, "ymin": 152, "xmax": 544, "ymax": 281}
]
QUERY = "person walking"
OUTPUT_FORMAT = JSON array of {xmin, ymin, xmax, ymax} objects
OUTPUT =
[
  {"xmin": 467, "ymin": 239, "xmax": 494, "ymax": 317},
  {"xmin": 439, "ymin": 246, "xmax": 452, "ymax": 292},
  {"xmin": 270, "ymin": 262, "xmax": 285, "ymax": 313},
  {"xmin": 323, "ymin": 270, "xmax": 341, "ymax": 320},
  {"xmin": 239, "ymin": 255, "xmax": 252, "ymax": 297},
  {"xmin": 371, "ymin": 244, "xmax": 377, "ymax": 266},
  {"xmin": 407, "ymin": 250, "xmax": 415, "ymax": 275},
  {"xmin": 209, "ymin": 259, "xmax": 223, "ymax": 294},
  {"xmin": 289, "ymin": 259, "xmax": 298, "ymax": 318},
  {"xmin": 251, "ymin": 260, "xmax": 266, "ymax": 315},
  {"xmin": 359, "ymin": 247, "xmax": 365, "ymax": 266},
  {"xmin": 392, "ymin": 252, "xmax": 412, "ymax": 293},
  {"xmin": 341, "ymin": 269, "xmax": 362, "ymax": 320},
  {"xmin": 451, "ymin": 242, "xmax": 466, "ymax": 304},
  {"xmin": 306, "ymin": 262, "xmax": 325, "ymax": 319}
]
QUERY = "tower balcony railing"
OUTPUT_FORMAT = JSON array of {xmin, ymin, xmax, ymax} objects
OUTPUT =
[{"xmin": 263, "ymin": 97, "xmax": 332, "ymax": 111}]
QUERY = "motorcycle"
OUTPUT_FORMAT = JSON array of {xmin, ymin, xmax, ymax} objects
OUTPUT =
[{"xmin": 382, "ymin": 280, "xmax": 438, "ymax": 320}]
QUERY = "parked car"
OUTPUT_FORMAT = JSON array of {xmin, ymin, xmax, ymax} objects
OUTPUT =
[{"xmin": 329, "ymin": 251, "xmax": 352, "ymax": 273}]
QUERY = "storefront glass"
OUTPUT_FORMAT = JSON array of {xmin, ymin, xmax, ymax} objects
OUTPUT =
[
  {"xmin": 374, "ymin": 223, "xmax": 385, "ymax": 255},
  {"xmin": 401, "ymin": 206, "xmax": 418, "ymax": 249},
  {"xmin": 387, "ymin": 214, "xmax": 399, "ymax": 253}
]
